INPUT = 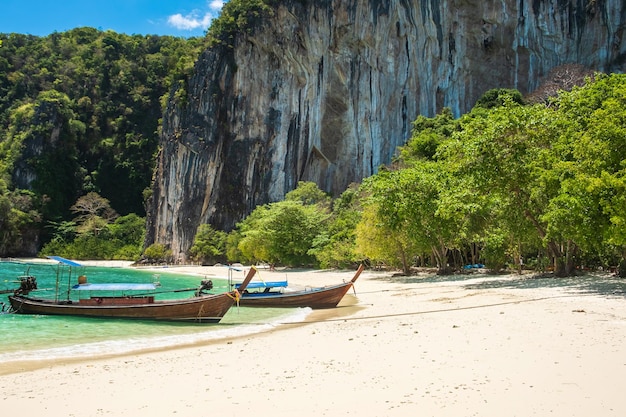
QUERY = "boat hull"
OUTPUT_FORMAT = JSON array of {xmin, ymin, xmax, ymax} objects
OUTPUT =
[
  {"xmin": 8, "ymin": 293, "xmax": 237, "ymax": 322},
  {"xmin": 239, "ymin": 265, "xmax": 364, "ymax": 309},
  {"xmin": 239, "ymin": 282, "xmax": 356, "ymax": 308},
  {"xmin": 7, "ymin": 261, "xmax": 258, "ymax": 322},
  {"xmin": 8, "ymin": 293, "xmax": 238, "ymax": 322}
]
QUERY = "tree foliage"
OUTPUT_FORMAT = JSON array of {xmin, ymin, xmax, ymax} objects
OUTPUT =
[
  {"xmin": 357, "ymin": 75, "xmax": 626, "ymax": 276},
  {"xmin": 229, "ymin": 182, "xmax": 330, "ymax": 267},
  {"xmin": 143, "ymin": 243, "xmax": 173, "ymax": 263},
  {"xmin": 206, "ymin": 0, "xmax": 275, "ymax": 47},
  {"xmin": 0, "ymin": 29, "xmax": 206, "ymax": 255},
  {"xmin": 309, "ymin": 184, "xmax": 363, "ymax": 269},
  {"xmin": 189, "ymin": 224, "xmax": 227, "ymax": 264},
  {"xmin": 40, "ymin": 192, "xmax": 144, "ymax": 260}
]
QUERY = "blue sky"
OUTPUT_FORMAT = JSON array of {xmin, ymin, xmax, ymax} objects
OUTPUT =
[{"xmin": 1, "ymin": 0, "xmax": 226, "ymax": 38}]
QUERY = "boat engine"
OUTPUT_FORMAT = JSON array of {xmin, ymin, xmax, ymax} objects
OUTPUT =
[
  {"xmin": 195, "ymin": 279, "xmax": 213, "ymax": 296},
  {"xmin": 15, "ymin": 275, "xmax": 37, "ymax": 295}
]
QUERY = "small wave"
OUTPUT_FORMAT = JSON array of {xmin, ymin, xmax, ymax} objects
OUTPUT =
[{"xmin": 0, "ymin": 308, "xmax": 312, "ymax": 363}]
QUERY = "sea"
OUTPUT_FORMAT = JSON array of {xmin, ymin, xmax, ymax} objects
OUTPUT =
[{"xmin": 0, "ymin": 260, "xmax": 310, "ymax": 365}]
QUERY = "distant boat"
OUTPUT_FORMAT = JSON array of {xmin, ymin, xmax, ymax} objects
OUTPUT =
[
  {"xmin": 234, "ymin": 264, "xmax": 364, "ymax": 309},
  {"xmin": 8, "ymin": 257, "xmax": 256, "ymax": 323}
]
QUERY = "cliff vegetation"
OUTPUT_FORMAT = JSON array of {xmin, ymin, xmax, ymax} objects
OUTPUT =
[{"xmin": 0, "ymin": 28, "xmax": 207, "ymax": 256}]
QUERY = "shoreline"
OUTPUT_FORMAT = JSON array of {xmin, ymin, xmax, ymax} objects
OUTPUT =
[
  {"xmin": 0, "ymin": 262, "xmax": 367, "ymax": 375},
  {"xmin": 1, "ymin": 263, "xmax": 625, "ymax": 416},
  {"xmin": 0, "ymin": 307, "xmax": 335, "ymax": 376}
]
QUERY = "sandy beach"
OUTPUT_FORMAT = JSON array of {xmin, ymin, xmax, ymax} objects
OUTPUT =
[{"xmin": 1, "ymin": 263, "xmax": 625, "ymax": 416}]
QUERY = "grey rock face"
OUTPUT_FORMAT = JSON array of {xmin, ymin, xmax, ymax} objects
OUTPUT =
[{"xmin": 146, "ymin": 0, "xmax": 626, "ymax": 260}]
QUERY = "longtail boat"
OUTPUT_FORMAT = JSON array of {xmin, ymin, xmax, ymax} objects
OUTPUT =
[
  {"xmin": 8, "ymin": 257, "xmax": 256, "ymax": 323},
  {"xmin": 234, "ymin": 264, "xmax": 364, "ymax": 309}
]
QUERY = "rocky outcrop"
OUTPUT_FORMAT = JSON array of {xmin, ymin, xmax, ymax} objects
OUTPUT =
[{"xmin": 146, "ymin": 0, "xmax": 626, "ymax": 260}]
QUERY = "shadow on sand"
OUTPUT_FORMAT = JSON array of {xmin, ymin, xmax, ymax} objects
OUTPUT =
[{"xmin": 374, "ymin": 271, "xmax": 626, "ymax": 299}]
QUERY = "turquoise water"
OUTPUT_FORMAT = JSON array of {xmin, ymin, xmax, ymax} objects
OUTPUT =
[{"xmin": 0, "ymin": 260, "xmax": 308, "ymax": 364}]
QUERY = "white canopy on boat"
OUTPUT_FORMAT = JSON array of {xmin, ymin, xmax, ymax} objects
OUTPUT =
[{"xmin": 71, "ymin": 283, "xmax": 158, "ymax": 291}]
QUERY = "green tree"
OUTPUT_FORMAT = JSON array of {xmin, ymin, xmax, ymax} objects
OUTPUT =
[
  {"xmin": 207, "ymin": 0, "xmax": 275, "ymax": 46},
  {"xmin": 234, "ymin": 181, "xmax": 331, "ymax": 267},
  {"xmin": 355, "ymin": 202, "xmax": 418, "ymax": 272},
  {"xmin": 0, "ymin": 188, "xmax": 41, "ymax": 256},
  {"xmin": 239, "ymin": 200, "xmax": 329, "ymax": 267},
  {"xmin": 143, "ymin": 243, "xmax": 173, "ymax": 263},
  {"xmin": 108, "ymin": 213, "xmax": 145, "ymax": 245},
  {"xmin": 235, "ymin": 204, "xmax": 273, "ymax": 263},
  {"xmin": 474, "ymin": 88, "xmax": 524, "ymax": 109},
  {"xmin": 440, "ymin": 94, "xmax": 575, "ymax": 275},
  {"xmin": 6, "ymin": 89, "xmax": 83, "ymax": 222},
  {"xmin": 107, "ymin": 213, "xmax": 145, "ymax": 260},
  {"xmin": 285, "ymin": 181, "xmax": 331, "ymax": 207},
  {"xmin": 225, "ymin": 229, "xmax": 246, "ymax": 263},
  {"xmin": 40, "ymin": 193, "xmax": 143, "ymax": 260},
  {"xmin": 360, "ymin": 161, "xmax": 463, "ymax": 274},
  {"xmin": 189, "ymin": 224, "xmax": 227, "ymax": 264},
  {"xmin": 310, "ymin": 184, "xmax": 362, "ymax": 268},
  {"xmin": 400, "ymin": 107, "xmax": 457, "ymax": 161},
  {"xmin": 544, "ymin": 73, "xmax": 626, "ymax": 274}
]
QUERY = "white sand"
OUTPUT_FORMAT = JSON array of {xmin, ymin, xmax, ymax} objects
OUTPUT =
[{"xmin": 1, "ymin": 265, "xmax": 625, "ymax": 416}]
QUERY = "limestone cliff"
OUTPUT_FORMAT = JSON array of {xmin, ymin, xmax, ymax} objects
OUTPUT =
[{"xmin": 146, "ymin": 0, "xmax": 626, "ymax": 261}]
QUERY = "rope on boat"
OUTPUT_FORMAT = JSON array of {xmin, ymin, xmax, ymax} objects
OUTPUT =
[
  {"xmin": 227, "ymin": 289, "xmax": 242, "ymax": 311},
  {"xmin": 226, "ymin": 289, "xmax": 241, "ymax": 302}
]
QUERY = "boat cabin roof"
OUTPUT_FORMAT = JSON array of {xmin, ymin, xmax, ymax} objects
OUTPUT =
[
  {"xmin": 47, "ymin": 255, "xmax": 82, "ymax": 267},
  {"xmin": 72, "ymin": 283, "xmax": 159, "ymax": 291},
  {"xmin": 235, "ymin": 281, "xmax": 287, "ymax": 289}
]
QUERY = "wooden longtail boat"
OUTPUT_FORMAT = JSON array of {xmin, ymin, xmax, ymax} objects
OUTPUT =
[
  {"xmin": 235, "ymin": 264, "xmax": 364, "ymax": 309},
  {"xmin": 8, "ymin": 258, "xmax": 256, "ymax": 323}
]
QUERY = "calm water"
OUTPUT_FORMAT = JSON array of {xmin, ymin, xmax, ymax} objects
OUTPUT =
[{"xmin": 0, "ymin": 260, "xmax": 309, "ymax": 364}]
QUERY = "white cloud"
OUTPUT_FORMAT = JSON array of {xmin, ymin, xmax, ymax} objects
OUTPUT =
[
  {"xmin": 167, "ymin": 12, "xmax": 211, "ymax": 30},
  {"xmin": 167, "ymin": 1, "xmax": 225, "ymax": 31},
  {"xmin": 209, "ymin": 1, "xmax": 224, "ymax": 11}
]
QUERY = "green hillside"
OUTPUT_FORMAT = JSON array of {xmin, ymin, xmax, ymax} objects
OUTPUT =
[{"xmin": 0, "ymin": 29, "xmax": 206, "ymax": 254}]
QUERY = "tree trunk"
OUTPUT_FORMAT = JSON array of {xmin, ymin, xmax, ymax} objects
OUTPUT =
[
  {"xmin": 433, "ymin": 244, "xmax": 450, "ymax": 275},
  {"xmin": 549, "ymin": 240, "xmax": 578, "ymax": 277},
  {"xmin": 524, "ymin": 209, "xmax": 577, "ymax": 277},
  {"xmin": 553, "ymin": 256, "xmax": 566, "ymax": 277},
  {"xmin": 546, "ymin": 240, "xmax": 566, "ymax": 276},
  {"xmin": 617, "ymin": 247, "xmax": 626, "ymax": 277},
  {"xmin": 564, "ymin": 240, "xmax": 578, "ymax": 276},
  {"xmin": 398, "ymin": 246, "xmax": 411, "ymax": 275},
  {"xmin": 618, "ymin": 258, "xmax": 626, "ymax": 278}
]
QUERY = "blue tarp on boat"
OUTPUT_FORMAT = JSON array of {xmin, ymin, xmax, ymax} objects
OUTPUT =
[{"xmin": 47, "ymin": 256, "xmax": 83, "ymax": 267}]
